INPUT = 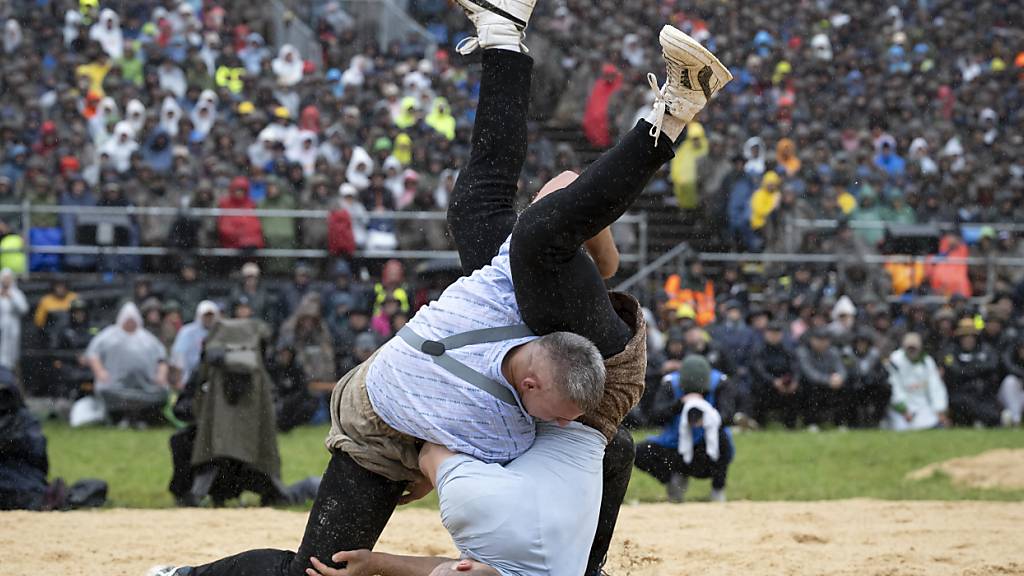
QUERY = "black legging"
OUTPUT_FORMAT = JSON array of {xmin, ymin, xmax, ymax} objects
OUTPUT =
[{"xmin": 447, "ymin": 51, "xmax": 675, "ymax": 359}]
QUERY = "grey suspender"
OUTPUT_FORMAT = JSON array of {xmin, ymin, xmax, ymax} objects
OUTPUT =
[{"xmin": 397, "ymin": 324, "xmax": 535, "ymax": 406}]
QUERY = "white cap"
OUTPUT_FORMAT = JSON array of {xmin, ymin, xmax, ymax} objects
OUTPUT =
[
  {"xmin": 339, "ymin": 183, "xmax": 358, "ymax": 197},
  {"xmin": 241, "ymin": 262, "xmax": 261, "ymax": 277}
]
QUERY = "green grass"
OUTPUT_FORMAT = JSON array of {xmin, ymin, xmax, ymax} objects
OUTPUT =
[{"xmin": 43, "ymin": 423, "xmax": 1024, "ymax": 508}]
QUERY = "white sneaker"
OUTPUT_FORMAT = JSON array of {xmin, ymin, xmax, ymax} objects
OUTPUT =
[
  {"xmin": 146, "ymin": 567, "xmax": 188, "ymax": 576},
  {"xmin": 454, "ymin": 0, "xmax": 537, "ymax": 55},
  {"xmin": 646, "ymin": 25, "xmax": 733, "ymax": 140},
  {"xmin": 710, "ymin": 488, "xmax": 727, "ymax": 503}
]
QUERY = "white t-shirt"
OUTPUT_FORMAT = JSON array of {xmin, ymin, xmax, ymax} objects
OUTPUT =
[{"xmin": 436, "ymin": 421, "xmax": 607, "ymax": 576}]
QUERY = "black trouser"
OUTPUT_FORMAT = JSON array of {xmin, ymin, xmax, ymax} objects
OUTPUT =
[
  {"xmin": 447, "ymin": 50, "xmax": 675, "ymax": 358},
  {"xmin": 634, "ymin": 436, "xmax": 733, "ymax": 491},
  {"xmin": 804, "ymin": 384, "xmax": 856, "ymax": 427},
  {"xmin": 948, "ymin": 391, "xmax": 1002, "ymax": 427},
  {"xmin": 752, "ymin": 379, "xmax": 802, "ymax": 429},
  {"xmin": 193, "ymin": 50, "xmax": 673, "ymax": 576}
]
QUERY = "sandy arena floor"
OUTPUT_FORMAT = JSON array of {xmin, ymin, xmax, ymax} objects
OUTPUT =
[{"xmin": 4, "ymin": 500, "xmax": 1024, "ymax": 576}]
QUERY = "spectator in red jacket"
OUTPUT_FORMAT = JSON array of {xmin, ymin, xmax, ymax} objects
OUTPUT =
[{"xmin": 217, "ymin": 176, "xmax": 265, "ymax": 249}]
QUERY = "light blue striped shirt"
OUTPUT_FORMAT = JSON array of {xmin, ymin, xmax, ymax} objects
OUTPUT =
[{"xmin": 365, "ymin": 236, "xmax": 538, "ymax": 463}]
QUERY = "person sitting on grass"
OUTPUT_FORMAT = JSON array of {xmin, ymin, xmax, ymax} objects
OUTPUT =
[
  {"xmin": 885, "ymin": 332, "xmax": 949, "ymax": 431},
  {"xmin": 634, "ymin": 355, "xmax": 734, "ymax": 503}
]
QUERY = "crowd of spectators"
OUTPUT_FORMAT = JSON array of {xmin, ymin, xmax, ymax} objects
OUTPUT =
[
  {"xmin": 642, "ymin": 259, "xmax": 1023, "ymax": 431},
  {"xmin": 0, "ymin": 0, "xmax": 577, "ymax": 275},
  {"xmin": 31, "ymin": 257, "xmax": 425, "ymax": 428},
  {"xmin": 1, "ymin": 0, "xmax": 1024, "ymax": 437}
]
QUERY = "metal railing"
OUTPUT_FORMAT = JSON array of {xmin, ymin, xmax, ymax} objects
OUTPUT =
[
  {"xmin": 325, "ymin": 0, "xmax": 437, "ymax": 57},
  {"xmin": 622, "ymin": 242, "xmax": 1017, "ymax": 305},
  {"xmin": 1, "ymin": 203, "xmax": 648, "ymax": 269}
]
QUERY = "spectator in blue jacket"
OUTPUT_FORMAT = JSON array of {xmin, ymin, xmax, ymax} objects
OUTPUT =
[{"xmin": 634, "ymin": 355, "xmax": 735, "ymax": 503}]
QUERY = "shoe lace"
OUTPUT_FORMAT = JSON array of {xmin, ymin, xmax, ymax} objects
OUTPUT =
[{"xmin": 646, "ymin": 71, "xmax": 668, "ymax": 143}]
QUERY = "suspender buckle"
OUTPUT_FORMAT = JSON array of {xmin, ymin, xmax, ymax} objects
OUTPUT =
[{"xmin": 420, "ymin": 340, "xmax": 446, "ymax": 357}]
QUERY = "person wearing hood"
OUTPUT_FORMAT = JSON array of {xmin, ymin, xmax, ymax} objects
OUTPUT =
[
  {"xmin": 190, "ymin": 100, "xmax": 217, "ymax": 143},
  {"xmin": 89, "ymin": 9, "xmax": 124, "ymax": 59},
  {"xmin": 277, "ymin": 293, "xmax": 336, "ymax": 384},
  {"xmin": 583, "ymin": 62, "xmax": 624, "ymax": 149},
  {"xmin": 170, "ymin": 301, "xmax": 220, "ymax": 389},
  {"xmin": 98, "ymin": 121, "xmax": 137, "ymax": 173},
  {"xmin": 874, "ymin": 139, "xmax": 905, "ymax": 178},
  {"xmin": 775, "ymin": 138, "xmax": 801, "ymax": 177},
  {"xmin": 287, "ymin": 131, "xmax": 319, "ymax": 176},
  {"xmin": 670, "ymin": 122, "xmax": 708, "ymax": 211},
  {"xmin": 749, "ymin": 171, "xmax": 782, "ymax": 250},
  {"xmin": 159, "ymin": 97, "xmax": 183, "ymax": 138},
  {"xmin": 345, "ymin": 146, "xmax": 374, "ymax": 191},
  {"xmin": 88, "ymin": 96, "xmax": 119, "ymax": 144},
  {"xmin": 158, "ymin": 58, "xmax": 188, "ymax": 99},
  {"xmin": 743, "ymin": 136, "xmax": 766, "ymax": 177},
  {"xmin": 886, "ymin": 332, "xmax": 948, "ymax": 431},
  {"xmin": 238, "ymin": 32, "xmax": 269, "ymax": 75},
  {"xmin": 425, "ymin": 98, "xmax": 456, "ymax": 141},
  {"xmin": 85, "ymin": 302, "xmax": 169, "ymax": 425},
  {"xmin": 827, "ymin": 296, "xmax": 857, "ymax": 346},
  {"xmin": 272, "ymin": 44, "xmax": 304, "ymax": 87},
  {"xmin": 381, "ymin": 156, "xmax": 404, "ymax": 203},
  {"xmin": 338, "ymin": 183, "xmax": 368, "ymax": 249},
  {"xmin": 0, "ymin": 269, "xmax": 27, "ymax": 371},
  {"xmin": 117, "ymin": 42, "xmax": 145, "ymax": 87},
  {"xmin": 849, "ymin": 184, "xmax": 886, "ymax": 247},
  {"xmin": 63, "ymin": 9, "xmax": 82, "ymax": 48},
  {"xmin": 217, "ymin": 176, "xmax": 264, "ymax": 250},
  {"xmin": 124, "ymin": 99, "xmax": 147, "ymax": 135}
]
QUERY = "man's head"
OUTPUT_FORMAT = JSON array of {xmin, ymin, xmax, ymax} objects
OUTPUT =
[
  {"xmin": 765, "ymin": 321, "xmax": 785, "ymax": 345},
  {"xmin": 196, "ymin": 300, "xmax": 220, "ymax": 329},
  {"xmin": 902, "ymin": 332, "xmax": 924, "ymax": 361},
  {"xmin": 809, "ymin": 327, "xmax": 832, "ymax": 353},
  {"xmin": 515, "ymin": 333, "xmax": 605, "ymax": 426}
]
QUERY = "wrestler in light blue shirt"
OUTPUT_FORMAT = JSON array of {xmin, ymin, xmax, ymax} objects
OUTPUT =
[
  {"xmin": 435, "ymin": 421, "xmax": 607, "ymax": 576},
  {"xmin": 365, "ymin": 235, "xmax": 539, "ymax": 463}
]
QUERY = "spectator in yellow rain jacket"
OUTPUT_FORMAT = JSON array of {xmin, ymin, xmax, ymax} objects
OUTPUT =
[
  {"xmin": 425, "ymin": 98, "xmax": 456, "ymax": 141},
  {"xmin": 670, "ymin": 122, "xmax": 708, "ymax": 211},
  {"xmin": 750, "ymin": 171, "xmax": 782, "ymax": 231}
]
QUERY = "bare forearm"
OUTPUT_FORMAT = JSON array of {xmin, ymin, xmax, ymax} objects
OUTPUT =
[
  {"xmin": 371, "ymin": 552, "xmax": 456, "ymax": 576},
  {"xmin": 585, "ymin": 226, "xmax": 620, "ymax": 279}
]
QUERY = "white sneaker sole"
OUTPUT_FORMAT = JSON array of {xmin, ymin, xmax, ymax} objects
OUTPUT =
[
  {"xmin": 454, "ymin": 0, "xmax": 536, "ymax": 30},
  {"xmin": 659, "ymin": 25, "xmax": 733, "ymax": 89}
]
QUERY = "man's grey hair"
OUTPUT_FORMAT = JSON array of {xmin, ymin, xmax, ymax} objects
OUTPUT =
[{"xmin": 535, "ymin": 332, "xmax": 606, "ymax": 414}]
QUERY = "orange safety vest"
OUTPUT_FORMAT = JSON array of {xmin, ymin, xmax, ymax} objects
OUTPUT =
[
  {"xmin": 664, "ymin": 274, "xmax": 716, "ymax": 326},
  {"xmin": 883, "ymin": 261, "xmax": 926, "ymax": 296}
]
